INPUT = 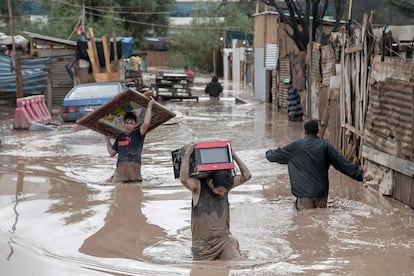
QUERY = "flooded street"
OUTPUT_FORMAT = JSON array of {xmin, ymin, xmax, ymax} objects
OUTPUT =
[{"xmin": 0, "ymin": 80, "xmax": 413, "ymax": 276}]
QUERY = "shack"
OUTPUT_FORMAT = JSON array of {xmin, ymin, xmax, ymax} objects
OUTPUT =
[
  {"xmin": 22, "ymin": 31, "xmax": 77, "ymax": 107},
  {"xmin": 254, "ymin": 5, "xmax": 414, "ymax": 208}
]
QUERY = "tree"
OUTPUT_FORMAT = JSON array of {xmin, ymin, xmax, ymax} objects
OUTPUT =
[
  {"xmin": 259, "ymin": 0, "xmax": 346, "ymax": 51},
  {"xmin": 116, "ymin": 0, "xmax": 173, "ymax": 47},
  {"xmin": 0, "ymin": 1, "xmax": 38, "ymax": 34},
  {"xmin": 2, "ymin": 0, "xmax": 171, "ymax": 46},
  {"xmin": 382, "ymin": 0, "xmax": 414, "ymax": 24},
  {"xmin": 168, "ymin": 1, "xmax": 255, "ymax": 72}
]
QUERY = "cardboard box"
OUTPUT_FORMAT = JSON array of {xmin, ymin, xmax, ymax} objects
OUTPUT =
[{"xmin": 77, "ymin": 88, "xmax": 176, "ymax": 138}]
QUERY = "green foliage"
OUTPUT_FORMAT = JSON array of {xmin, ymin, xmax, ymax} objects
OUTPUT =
[
  {"xmin": 117, "ymin": 0, "xmax": 173, "ymax": 47},
  {"xmin": 260, "ymin": 0, "xmax": 347, "ymax": 50},
  {"xmin": 167, "ymin": 1, "xmax": 255, "ymax": 73},
  {"xmin": 168, "ymin": 20, "xmax": 223, "ymax": 72},
  {"xmin": 376, "ymin": 0, "xmax": 414, "ymax": 25},
  {"xmin": 3, "ymin": 1, "xmax": 253, "ymax": 73},
  {"xmin": 1, "ymin": 0, "xmax": 171, "ymax": 44}
]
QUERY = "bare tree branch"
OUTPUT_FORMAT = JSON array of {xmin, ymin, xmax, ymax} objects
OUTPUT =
[{"xmin": 260, "ymin": 0, "xmax": 344, "ymax": 50}]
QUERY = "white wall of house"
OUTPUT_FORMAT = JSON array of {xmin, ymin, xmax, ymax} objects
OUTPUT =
[
  {"xmin": 223, "ymin": 48, "xmax": 232, "ymax": 82},
  {"xmin": 254, "ymin": 47, "xmax": 266, "ymax": 101},
  {"xmin": 232, "ymin": 40, "xmax": 245, "ymax": 84}
]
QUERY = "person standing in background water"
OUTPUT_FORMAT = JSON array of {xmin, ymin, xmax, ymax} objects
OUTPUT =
[
  {"xmin": 184, "ymin": 66, "xmax": 195, "ymax": 96},
  {"xmin": 284, "ymin": 78, "xmax": 304, "ymax": 121},
  {"xmin": 184, "ymin": 66, "xmax": 195, "ymax": 84},
  {"xmin": 205, "ymin": 75, "xmax": 223, "ymax": 103}
]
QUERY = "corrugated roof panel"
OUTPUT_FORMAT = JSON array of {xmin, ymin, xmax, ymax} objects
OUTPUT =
[{"xmin": 265, "ymin": 43, "xmax": 278, "ymax": 69}]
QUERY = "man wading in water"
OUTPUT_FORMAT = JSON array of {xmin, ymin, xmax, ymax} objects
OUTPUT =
[
  {"xmin": 179, "ymin": 143, "xmax": 251, "ymax": 260},
  {"xmin": 266, "ymin": 119, "xmax": 372, "ymax": 210}
]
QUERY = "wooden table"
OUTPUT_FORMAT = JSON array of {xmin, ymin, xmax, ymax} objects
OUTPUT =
[{"xmin": 154, "ymin": 73, "xmax": 198, "ymax": 101}]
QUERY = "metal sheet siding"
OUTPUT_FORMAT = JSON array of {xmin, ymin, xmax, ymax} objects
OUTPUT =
[
  {"xmin": 265, "ymin": 43, "xmax": 278, "ymax": 69},
  {"xmin": 278, "ymin": 57, "xmax": 290, "ymax": 108}
]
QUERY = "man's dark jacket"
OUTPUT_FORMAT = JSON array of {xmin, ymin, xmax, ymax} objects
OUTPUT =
[
  {"xmin": 266, "ymin": 135, "xmax": 363, "ymax": 197},
  {"xmin": 205, "ymin": 81, "xmax": 223, "ymax": 97}
]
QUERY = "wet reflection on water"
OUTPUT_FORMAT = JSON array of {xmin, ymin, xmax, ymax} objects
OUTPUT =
[
  {"xmin": 0, "ymin": 87, "xmax": 413, "ymax": 275},
  {"xmin": 79, "ymin": 184, "xmax": 166, "ymax": 260}
]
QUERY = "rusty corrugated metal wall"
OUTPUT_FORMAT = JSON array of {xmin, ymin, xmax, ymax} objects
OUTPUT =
[
  {"xmin": 258, "ymin": 10, "xmax": 414, "ymax": 208},
  {"xmin": 363, "ymin": 74, "xmax": 414, "ymax": 207},
  {"xmin": 326, "ymin": 98, "xmax": 341, "ymax": 150},
  {"xmin": 394, "ymin": 172, "xmax": 414, "ymax": 207},
  {"xmin": 271, "ymin": 69, "xmax": 278, "ymax": 106},
  {"xmin": 146, "ymin": 51, "xmax": 168, "ymax": 67},
  {"xmin": 49, "ymin": 57, "xmax": 74, "ymax": 106},
  {"xmin": 277, "ymin": 57, "xmax": 290, "ymax": 108},
  {"xmin": 365, "ymin": 79, "xmax": 413, "ymax": 159},
  {"xmin": 320, "ymin": 45, "xmax": 337, "ymax": 86}
]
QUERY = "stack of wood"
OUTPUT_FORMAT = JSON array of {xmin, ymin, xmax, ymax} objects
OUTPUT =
[{"xmin": 86, "ymin": 28, "xmax": 119, "ymax": 82}]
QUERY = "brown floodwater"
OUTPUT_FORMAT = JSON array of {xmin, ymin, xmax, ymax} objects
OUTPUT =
[{"xmin": 0, "ymin": 79, "xmax": 413, "ymax": 276}]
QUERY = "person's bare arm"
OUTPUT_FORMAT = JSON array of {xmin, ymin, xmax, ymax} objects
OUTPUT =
[
  {"xmin": 104, "ymin": 136, "xmax": 117, "ymax": 157},
  {"xmin": 179, "ymin": 144, "xmax": 200, "ymax": 201},
  {"xmin": 232, "ymin": 150, "xmax": 252, "ymax": 189},
  {"xmin": 140, "ymin": 97, "xmax": 155, "ymax": 135}
]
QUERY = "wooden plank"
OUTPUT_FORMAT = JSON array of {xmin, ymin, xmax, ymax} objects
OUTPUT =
[
  {"xmin": 86, "ymin": 42, "xmax": 100, "ymax": 74},
  {"xmin": 102, "ymin": 35, "xmax": 112, "ymax": 73},
  {"xmin": 362, "ymin": 145, "xmax": 414, "ymax": 177},
  {"xmin": 113, "ymin": 31, "xmax": 118, "ymax": 65},
  {"xmin": 355, "ymin": 51, "xmax": 360, "ymax": 130},
  {"xmin": 76, "ymin": 88, "xmax": 176, "ymax": 138},
  {"xmin": 320, "ymin": 87, "xmax": 331, "ymax": 139},
  {"xmin": 94, "ymin": 72, "xmax": 119, "ymax": 82},
  {"xmin": 159, "ymin": 95, "xmax": 198, "ymax": 101},
  {"xmin": 345, "ymin": 123, "xmax": 364, "ymax": 138},
  {"xmin": 361, "ymin": 13, "xmax": 369, "ymax": 131},
  {"xmin": 344, "ymin": 44, "xmax": 363, "ymax": 54},
  {"xmin": 340, "ymin": 32, "xmax": 346, "ymax": 128},
  {"xmin": 412, "ymin": 85, "xmax": 414, "ymax": 161},
  {"xmin": 344, "ymin": 54, "xmax": 352, "ymax": 127},
  {"xmin": 87, "ymin": 28, "xmax": 100, "ymax": 71}
]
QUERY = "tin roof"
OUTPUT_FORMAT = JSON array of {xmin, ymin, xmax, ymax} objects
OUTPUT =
[{"xmin": 22, "ymin": 31, "xmax": 77, "ymax": 46}]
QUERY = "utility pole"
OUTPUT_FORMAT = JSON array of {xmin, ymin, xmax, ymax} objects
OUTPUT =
[
  {"xmin": 7, "ymin": 0, "xmax": 23, "ymax": 98},
  {"xmin": 82, "ymin": 2, "xmax": 85, "ymax": 27},
  {"xmin": 348, "ymin": 0, "xmax": 353, "ymax": 20}
]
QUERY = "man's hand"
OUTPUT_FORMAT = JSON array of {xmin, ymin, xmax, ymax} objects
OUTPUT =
[
  {"xmin": 363, "ymin": 171, "xmax": 373, "ymax": 182},
  {"xmin": 361, "ymin": 165, "xmax": 373, "ymax": 182},
  {"xmin": 183, "ymin": 143, "xmax": 194, "ymax": 156},
  {"xmin": 147, "ymin": 97, "xmax": 155, "ymax": 109},
  {"xmin": 104, "ymin": 136, "xmax": 116, "ymax": 157}
]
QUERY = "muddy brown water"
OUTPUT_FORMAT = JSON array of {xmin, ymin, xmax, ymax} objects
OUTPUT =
[{"xmin": 0, "ymin": 82, "xmax": 413, "ymax": 275}]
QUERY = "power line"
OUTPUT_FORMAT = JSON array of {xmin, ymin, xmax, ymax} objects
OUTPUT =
[
  {"xmin": 84, "ymin": 10, "xmax": 246, "ymax": 31},
  {"xmin": 9, "ymin": 0, "xmax": 253, "ymax": 32}
]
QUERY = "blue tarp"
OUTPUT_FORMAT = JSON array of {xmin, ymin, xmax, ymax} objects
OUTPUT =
[
  {"xmin": 120, "ymin": 37, "xmax": 134, "ymax": 58},
  {"xmin": 76, "ymin": 36, "xmax": 135, "ymax": 62},
  {"xmin": 0, "ymin": 55, "xmax": 48, "ymax": 94}
]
